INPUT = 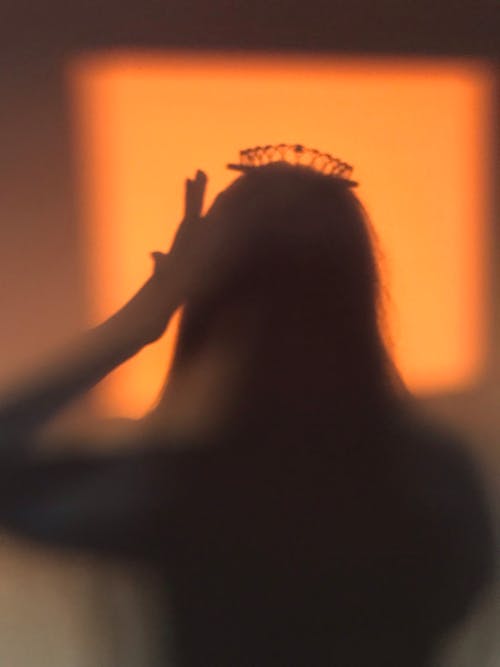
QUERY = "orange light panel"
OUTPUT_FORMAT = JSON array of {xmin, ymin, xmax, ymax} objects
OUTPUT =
[{"xmin": 68, "ymin": 53, "xmax": 493, "ymax": 417}]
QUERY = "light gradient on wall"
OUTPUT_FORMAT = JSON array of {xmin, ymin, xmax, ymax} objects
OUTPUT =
[{"xmin": 67, "ymin": 52, "xmax": 493, "ymax": 417}]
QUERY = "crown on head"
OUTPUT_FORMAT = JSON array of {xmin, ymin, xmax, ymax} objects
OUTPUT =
[{"xmin": 227, "ymin": 143, "xmax": 358, "ymax": 186}]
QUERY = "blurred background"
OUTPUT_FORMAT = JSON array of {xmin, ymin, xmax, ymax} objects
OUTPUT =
[{"xmin": 0, "ymin": 0, "xmax": 498, "ymax": 664}]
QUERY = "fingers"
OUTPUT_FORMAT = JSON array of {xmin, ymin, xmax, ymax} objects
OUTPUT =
[
  {"xmin": 184, "ymin": 169, "xmax": 207, "ymax": 221},
  {"xmin": 184, "ymin": 179, "xmax": 193, "ymax": 220},
  {"xmin": 150, "ymin": 250, "xmax": 169, "ymax": 274}
]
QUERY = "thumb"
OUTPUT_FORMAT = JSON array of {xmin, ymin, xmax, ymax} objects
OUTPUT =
[{"xmin": 150, "ymin": 251, "xmax": 168, "ymax": 272}]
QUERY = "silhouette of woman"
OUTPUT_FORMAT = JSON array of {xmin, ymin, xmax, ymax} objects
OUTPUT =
[{"xmin": 0, "ymin": 147, "xmax": 494, "ymax": 666}]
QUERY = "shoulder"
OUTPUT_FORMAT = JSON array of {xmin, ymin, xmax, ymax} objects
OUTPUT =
[
  {"xmin": 386, "ymin": 410, "xmax": 485, "ymax": 505},
  {"xmin": 387, "ymin": 409, "xmax": 495, "ymax": 562}
]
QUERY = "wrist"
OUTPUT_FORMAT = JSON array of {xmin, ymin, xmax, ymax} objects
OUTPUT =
[
  {"xmin": 92, "ymin": 314, "xmax": 145, "ymax": 362},
  {"xmin": 103, "ymin": 272, "xmax": 181, "ymax": 351}
]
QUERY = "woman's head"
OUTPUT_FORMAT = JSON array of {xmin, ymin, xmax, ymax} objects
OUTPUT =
[{"xmin": 161, "ymin": 162, "xmax": 403, "ymax": 429}]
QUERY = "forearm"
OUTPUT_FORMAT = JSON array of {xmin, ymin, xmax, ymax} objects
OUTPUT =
[
  {"xmin": 0, "ymin": 323, "xmax": 137, "ymax": 442},
  {"xmin": 0, "ymin": 276, "xmax": 179, "ymax": 442}
]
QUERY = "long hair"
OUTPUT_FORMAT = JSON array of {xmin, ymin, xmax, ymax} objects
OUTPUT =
[
  {"xmin": 149, "ymin": 162, "xmax": 493, "ymax": 661},
  {"xmin": 158, "ymin": 162, "xmax": 406, "ymax": 431}
]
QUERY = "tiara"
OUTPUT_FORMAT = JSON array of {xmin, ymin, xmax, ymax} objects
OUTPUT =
[{"xmin": 227, "ymin": 143, "xmax": 358, "ymax": 186}]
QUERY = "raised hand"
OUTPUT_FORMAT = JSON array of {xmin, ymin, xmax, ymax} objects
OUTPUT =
[
  {"xmin": 114, "ymin": 170, "xmax": 209, "ymax": 349},
  {"xmin": 151, "ymin": 169, "xmax": 208, "ymax": 297}
]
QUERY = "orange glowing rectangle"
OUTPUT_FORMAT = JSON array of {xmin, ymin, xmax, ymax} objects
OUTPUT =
[{"xmin": 67, "ymin": 52, "xmax": 494, "ymax": 417}]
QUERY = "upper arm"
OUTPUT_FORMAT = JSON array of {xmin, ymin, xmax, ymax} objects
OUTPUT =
[{"xmin": 0, "ymin": 450, "xmax": 179, "ymax": 559}]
